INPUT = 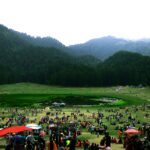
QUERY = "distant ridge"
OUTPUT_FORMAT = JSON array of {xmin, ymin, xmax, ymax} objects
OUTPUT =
[
  {"xmin": 69, "ymin": 36, "xmax": 150, "ymax": 60},
  {"xmin": 0, "ymin": 24, "xmax": 67, "ymax": 49},
  {"xmin": 1, "ymin": 24, "xmax": 150, "ymax": 60},
  {"xmin": 16, "ymin": 32, "xmax": 66, "ymax": 50}
]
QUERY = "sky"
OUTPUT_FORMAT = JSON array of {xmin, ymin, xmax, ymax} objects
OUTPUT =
[{"xmin": 0, "ymin": 0, "xmax": 150, "ymax": 46}]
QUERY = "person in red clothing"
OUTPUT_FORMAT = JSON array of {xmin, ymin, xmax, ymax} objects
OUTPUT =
[
  {"xmin": 76, "ymin": 140, "xmax": 82, "ymax": 147},
  {"xmin": 111, "ymin": 137, "xmax": 117, "ymax": 143}
]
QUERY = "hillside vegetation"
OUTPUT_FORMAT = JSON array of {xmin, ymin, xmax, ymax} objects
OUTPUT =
[{"xmin": 0, "ymin": 25, "xmax": 150, "ymax": 86}]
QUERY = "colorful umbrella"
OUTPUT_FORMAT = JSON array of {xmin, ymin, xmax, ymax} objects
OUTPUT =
[
  {"xmin": 26, "ymin": 124, "xmax": 42, "ymax": 129},
  {"xmin": 0, "ymin": 126, "xmax": 32, "ymax": 137},
  {"xmin": 124, "ymin": 129, "xmax": 141, "ymax": 135}
]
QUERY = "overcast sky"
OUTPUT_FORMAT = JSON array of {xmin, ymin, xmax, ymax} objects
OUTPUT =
[{"xmin": 0, "ymin": 0, "xmax": 150, "ymax": 45}]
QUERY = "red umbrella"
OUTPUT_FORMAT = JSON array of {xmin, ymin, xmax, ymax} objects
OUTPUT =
[
  {"xmin": 124, "ymin": 129, "xmax": 141, "ymax": 135},
  {"xmin": 0, "ymin": 126, "xmax": 32, "ymax": 137}
]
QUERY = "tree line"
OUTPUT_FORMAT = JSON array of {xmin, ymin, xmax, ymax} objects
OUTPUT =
[
  {"xmin": 1, "ymin": 47, "xmax": 150, "ymax": 87},
  {"xmin": 0, "ymin": 24, "xmax": 150, "ymax": 86}
]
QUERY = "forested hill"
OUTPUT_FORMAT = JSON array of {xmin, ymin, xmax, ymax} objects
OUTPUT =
[
  {"xmin": 0, "ymin": 24, "xmax": 66, "ymax": 50},
  {"xmin": 100, "ymin": 51, "xmax": 150, "ymax": 86},
  {"xmin": 0, "ymin": 24, "xmax": 98, "ymax": 86},
  {"xmin": 0, "ymin": 24, "xmax": 150, "ymax": 86},
  {"xmin": 0, "ymin": 25, "xmax": 29, "ymax": 50},
  {"xmin": 69, "ymin": 36, "xmax": 150, "ymax": 60},
  {"xmin": 15, "ymin": 32, "xmax": 66, "ymax": 50}
]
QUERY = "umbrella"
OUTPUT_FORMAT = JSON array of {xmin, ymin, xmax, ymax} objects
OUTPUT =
[
  {"xmin": 0, "ymin": 126, "xmax": 32, "ymax": 137},
  {"xmin": 26, "ymin": 124, "xmax": 42, "ymax": 129},
  {"xmin": 49, "ymin": 124, "xmax": 56, "ymax": 128},
  {"xmin": 128, "ymin": 126, "xmax": 135, "ymax": 129},
  {"xmin": 124, "ymin": 129, "xmax": 141, "ymax": 135}
]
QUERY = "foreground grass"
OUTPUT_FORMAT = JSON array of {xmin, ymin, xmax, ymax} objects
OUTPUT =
[{"xmin": 1, "ymin": 106, "xmax": 149, "ymax": 150}]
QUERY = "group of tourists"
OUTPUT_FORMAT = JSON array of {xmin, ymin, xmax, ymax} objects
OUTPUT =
[
  {"xmin": 5, "ymin": 132, "xmax": 45, "ymax": 150},
  {"xmin": 5, "ymin": 131, "xmax": 111, "ymax": 150},
  {"xmin": 0, "ymin": 105, "xmax": 150, "ymax": 149}
]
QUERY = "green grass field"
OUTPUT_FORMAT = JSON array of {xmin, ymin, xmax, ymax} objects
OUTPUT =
[{"xmin": 0, "ymin": 83, "xmax": 149, "ymax": 107}]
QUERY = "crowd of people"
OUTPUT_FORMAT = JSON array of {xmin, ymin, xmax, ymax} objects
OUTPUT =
[
  {"xmin": 0, "ymin": 105, "xmax": 150, "ymax": 149},
  {"xmin": 5, "ymin": 131, "xmax": 112, "ymax": 150}
]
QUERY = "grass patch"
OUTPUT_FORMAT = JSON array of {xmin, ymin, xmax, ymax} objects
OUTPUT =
[{"xmin": 0, "ymin": 83, "xmax": 149, "ymax": 107}]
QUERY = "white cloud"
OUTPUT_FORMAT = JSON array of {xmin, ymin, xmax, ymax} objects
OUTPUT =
[{"xmin": 0, "ymin": 0, "xmax": 150, "ymax": 45}]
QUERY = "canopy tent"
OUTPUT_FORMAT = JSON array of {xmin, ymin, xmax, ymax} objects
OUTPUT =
[
  {"xmin": 0, "ymin": 126, "xmax": 32, "ymax": 137},
  {"xmin": 124, "ymin": 129, "xmax": 141, "ymax": 135},
  {"xmin": 26, "ymin": 124, "xmax": 42, "ymax": 130}
]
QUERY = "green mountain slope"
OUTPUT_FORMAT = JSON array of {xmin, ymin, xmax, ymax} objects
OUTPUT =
[{"xmin": 0, "ymin": 24, "xmax": 96, "ymax": 86}]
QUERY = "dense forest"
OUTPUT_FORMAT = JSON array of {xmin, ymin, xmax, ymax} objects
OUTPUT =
[{"xmin": 0, "ymin": 24, "xmax": 150, "ymax": 86}]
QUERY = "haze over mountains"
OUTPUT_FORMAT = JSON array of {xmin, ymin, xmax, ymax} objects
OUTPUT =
[
  {"xmin": 1, "ymin": 24, "xmax": 150, "ymax": 60},
  {"xmin": 0, "ymin": 24, "xmax": 150, "ymax": 86},
  {"xmin": 18, "ymin": 30, "xmax": 150, "ymax": 61},
  {"xmin": 69, "ymin": 36, "xmax": 150, "ymax": 60},
  {"xmin": 16, "ymin": 29, "xmax": 150, "ymax": 60}
]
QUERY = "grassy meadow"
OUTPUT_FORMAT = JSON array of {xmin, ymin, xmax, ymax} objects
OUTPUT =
[
  {"xmin": 0, "ymin": 83, "xmax": 149, "ymax": 107},
  {"xmin": 0, "ymin": 83, "xmax": 150, "ymax": 150}
]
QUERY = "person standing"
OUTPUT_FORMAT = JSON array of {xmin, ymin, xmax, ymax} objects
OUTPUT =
[
  {"xmin": 104, "ymin": 132, "xmax": 111, "ymax": 149},
  {"xmin": 48, "ymin": 136, "xmax": 58, "ymax": 150},
  {"xmin": 37, "ymin": 134, "xmax": 45, "ymax": 150},
  {"xmin": 83, "ymin": 140, "xmax": 90, "ymax": 150}
]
